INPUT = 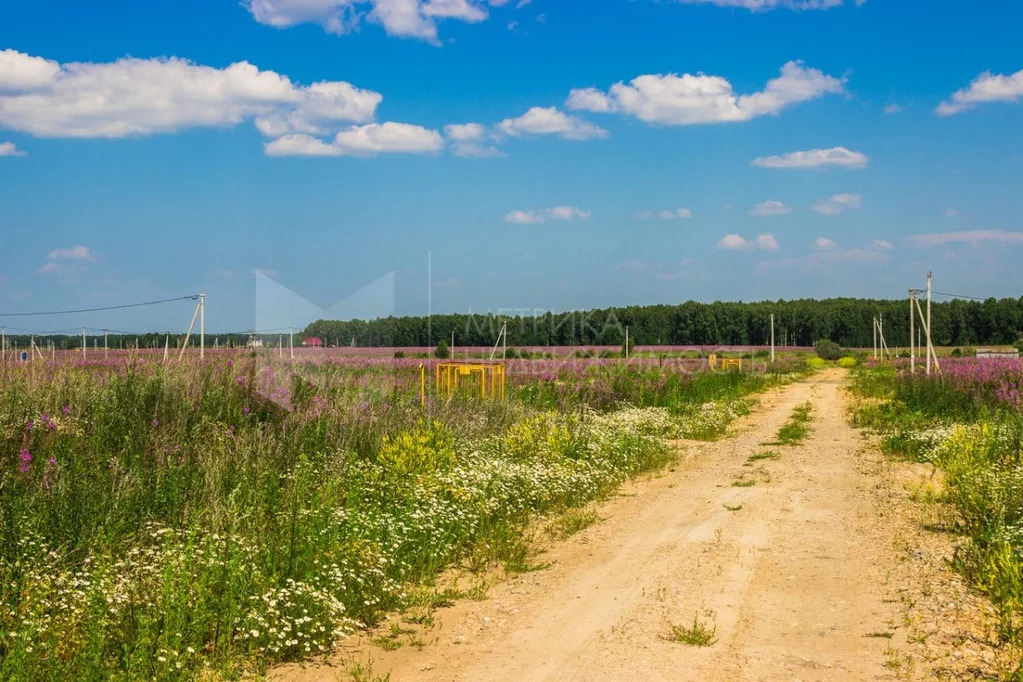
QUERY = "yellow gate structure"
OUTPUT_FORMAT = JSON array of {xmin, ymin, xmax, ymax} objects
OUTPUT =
[{"xmin": 434, "ymin": 362, "xmax": 506, "ymax": 400}]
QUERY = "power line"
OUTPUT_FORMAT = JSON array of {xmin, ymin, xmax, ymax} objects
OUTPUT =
[
  {"xmin": 931, "ymin": 290, "xmax": 989, "ymax": 301},
  {"xmin": 0, "ymin": 294, "xmax": 199, "ymax": 318}
]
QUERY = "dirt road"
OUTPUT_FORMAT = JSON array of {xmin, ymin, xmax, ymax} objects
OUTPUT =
[{"xmin": 281, "ymin": 370, "xmax": 915, "ymax": 681}]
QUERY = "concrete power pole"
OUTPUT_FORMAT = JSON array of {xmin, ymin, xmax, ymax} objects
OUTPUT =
[
  {"xmin": 926, "ymin": 271, "xmax": 933, "ymax": 375},
  {"xmin": 909, "ymin": 290, "xmax": 915, "ymax": 374},
  {"xmin": 770, "ymin": 313, "xmax": 775, "ymax": 363}
]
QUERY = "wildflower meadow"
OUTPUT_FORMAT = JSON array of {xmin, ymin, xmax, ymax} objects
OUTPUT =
[
  {"xmin": 0, "ymin": 351, "xmax": 805, "ymax": 679},
  {"xmin": 850, "ymin": 357, "xmax": 1023, "ymax": 646}
]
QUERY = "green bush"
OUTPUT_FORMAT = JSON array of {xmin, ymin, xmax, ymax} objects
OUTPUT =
[
  {"xmin": 434, "ymin": 340, "xmax": 450, "ymax": 359},
  {"xmin": 393, "ymin": 350, "xmax": 406, "ymax": 359},
  {"xmin": 814, "ymin": 340, "xmax": 842, "ymax": 361},
  {"xmin": 837, "ymin": 356, "xmax": 857, "ymax": 368}
]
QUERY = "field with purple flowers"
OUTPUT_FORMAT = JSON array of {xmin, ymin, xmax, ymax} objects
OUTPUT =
[
  {"xmin": 851, "ymin": 357, "xmax": 1023, "ymax": 657},
  {"xmin": 0, "ymin": 350, "xmax": 808, "ymax": 679}
]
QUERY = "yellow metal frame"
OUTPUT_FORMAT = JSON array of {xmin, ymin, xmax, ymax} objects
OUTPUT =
[
  {"xmin": 720, "ymin": 358, "xmax": 743, "ymax": 371},
  {"xmin": 434, "ymin": 362, "xmax": 506, "ymax": 400}
]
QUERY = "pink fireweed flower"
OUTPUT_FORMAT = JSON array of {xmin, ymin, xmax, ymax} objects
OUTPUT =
[
  {"xmin": 19, "ymin": 448, "xmax": 31, "ymax": 473},
  {"xmin": 61, "ymin": 405, "xmax": 70, "ymax": 415},
  {"xmin": 151, "ymin": 419, "xmax": 159, "ymax": 428},
  {"xmin": 25, "ymin": 419, "xmax": 34, "ymax": 432},
  {"xmin": 243, "ymin": 406, "xmax": 251, "ymax": 416}
]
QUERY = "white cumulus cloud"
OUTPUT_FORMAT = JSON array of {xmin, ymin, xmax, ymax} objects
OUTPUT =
[
  {"xmin": 504, "ymin": 206, "xmax": 590, "ymax": 224},
  {"xmin": 497, "ymin": 106, "xmax": 608, "ymax": 141},
  {"xmin": 46, "ymin": 245, "xmax": 94, "ymax": 261},
  {"xmin": 0, "ymin": 49, "xmax": 381, "ymax": 142},
  {"xmin": 717, "ymin": 232, "xmax": 779, "ymax": 251},
  {"xmin": 676, "ymin": 0, "xmax": 849, "ymax": 10},
  {"xmin": 749, "ymin": 200, "xmax": 791, "ymax": 217},
  {"xmin": 443, "ymin": 122, "xmax": 503, "ymax": 157},
  {"xmin": 908, "ymin": 230, "xmax": 1023, "ymax": 247},
  {"xmin": 814, "ymin": 237, "xmax": 839, "ymax": 250},
  {"xmin": 245, "ymin": 0, "xmax": 493, "ymax": 44},
  {"xmin": 634, "ymin": 208, "xmax": 692, "ymax": 220},
  {"xmin": 264, "ymin": 122, "xmax": 444, "ymax": 156},
  {"xmin": 751, "ymin": 146, "xmax": 868, "ymax": 169},
  {"xmin": 39, "ymin": 244, "xmax": 95, "ymax": 275},
  {"xmin": 811, "ymin": 192, "xmax": 862, "ymax": 215},
  {"xmin": 566, "ymin": 61, "xmax": 843, "ymax": 126},
  {"xmin": 0, "ymin": 141, "xmax": 25, "ymax": 156},
  {"xmin": 937, "ymin": 68, "xmax": 1023, "ymax": 116}
]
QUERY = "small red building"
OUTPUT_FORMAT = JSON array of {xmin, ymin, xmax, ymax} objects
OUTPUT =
[{"xmin": 301, "ymin": 337, "xmax": 324, "ymax": 347}]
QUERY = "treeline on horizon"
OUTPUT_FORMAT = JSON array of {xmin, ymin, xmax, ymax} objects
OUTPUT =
[
  {"xmin": 4, "ymin": 297, "xmax": 1021, "ymax": 351},
  {"xmin": 304, "ymin": 297, "xmax": 1023, "ymax": 349}
]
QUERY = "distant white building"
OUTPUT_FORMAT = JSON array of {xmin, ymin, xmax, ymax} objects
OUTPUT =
[
  {"xmin": 976, "ymin": 348, "xmax": 1019, "ymax": 359},
  {"xmin": 246, "ymin": 336, "xmax": 264, "ymax": 348}
]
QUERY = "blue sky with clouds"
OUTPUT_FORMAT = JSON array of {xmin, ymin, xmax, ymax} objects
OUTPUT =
[{"xmin": 1, "ymin": 0, "xmax": 1022, "ymax": 332}]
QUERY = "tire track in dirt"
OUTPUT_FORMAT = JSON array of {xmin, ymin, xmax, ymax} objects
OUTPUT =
[{"xmin": 277, "ymin": 369, "xmax": 909, "ymax": 681}]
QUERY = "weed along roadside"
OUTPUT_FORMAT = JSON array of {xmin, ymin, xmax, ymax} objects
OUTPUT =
[{"xmin": 848, "ymin": 358, "xmax": 1023, "ymax": 677}]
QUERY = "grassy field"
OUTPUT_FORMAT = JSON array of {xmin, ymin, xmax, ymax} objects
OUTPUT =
[
  {"xmin": 0, "ymin": 352, "xmax": 808, "ymax": 679},
  {"xmin": 849, "ymin": 357, "xmax": 1023, "ymax": 656}
]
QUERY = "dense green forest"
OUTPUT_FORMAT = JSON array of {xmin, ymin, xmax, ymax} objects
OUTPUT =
[
  {"xmin": 302, "ymin": 297, "xmax": 1023, "ymax": 349},
  {"xmin": 4, "ymin": 297, "xmax": 1020, "ymax": 351}
]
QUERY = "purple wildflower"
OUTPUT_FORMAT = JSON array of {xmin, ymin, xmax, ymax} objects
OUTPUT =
[{"xmin": 19, "ymin": 448, "xmax": 31, "ymax": 473}]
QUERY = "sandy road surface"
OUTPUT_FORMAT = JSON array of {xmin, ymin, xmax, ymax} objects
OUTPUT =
[{"xmin": 279, "ymin": 370, "xmax": 911, "ymax": 681}]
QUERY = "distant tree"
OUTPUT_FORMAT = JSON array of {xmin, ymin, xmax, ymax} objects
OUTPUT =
[
  {"xmin": 814, "ymin": 340, "xmax": 842, "ymax": 361},
  {"xmin": 434, "ymin": 340, "xmax": 449, "ymax": 359}
]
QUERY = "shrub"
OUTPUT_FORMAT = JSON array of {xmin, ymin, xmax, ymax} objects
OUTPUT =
[
  {"xmin": 754, "ymin": 349, "xmax": 770, "ymax": 358},
  {"xmin": 837, "ymin": 356, "xmax": 857, "ymax": 368},
  {"xmin": 814, "ymin": 340, "xmax": 842, "ymax": 361},
  {"xmin": 503, "ymin": 347, "xmax": 518, "ymax": 359},
  {"xmin": 434, "ymin": 340, "xmax": 450, "ymax": 359},
  {"xmin": 393, "ymin": 350, "xmax": 406, "ymax": 359},
  {"xmin": 600, "ymin": 349, "xmax": 617, "ymax": 359},
  {"xmin": 806, "ymin": 357, "xmax": 826, "ymax": 369}
]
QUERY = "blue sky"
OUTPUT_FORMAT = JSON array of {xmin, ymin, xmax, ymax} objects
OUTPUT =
[{"xmin": 1, "ymin": 0, "xmax": 1022, "ymax": 333}]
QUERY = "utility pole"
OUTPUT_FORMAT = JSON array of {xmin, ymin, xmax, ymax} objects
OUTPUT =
[
  {"xmin": 909, "ymin": 290, "xmax": 916, "ymax": 374},
  {"xmin": 770, "ymin": 313, "xmax": 775, "ymax": 363},
  {"xmin": 926, "ymin": 272, "xmax": 932, "ymax": 375},
  {"xmin": 104, "ymin": 330, "xmax": 108, "ymax": 361},
  {"xmin": 199, "ymin": 292, "xmax": 205, "ymax": 360},
  {"xmin": 82, "ymin": 328, "xmax": 87, "ymax": 359},
  {"xmin": 873, "ymin": 317, "xmax": 877, "ymax": 360},
  {"xmin": 625, "ymin": 326, "xmax": 630, "ymax": 359},
  {"xmin": 290, "ymin": 327, "xmax": 294, "ymax": 360}
]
